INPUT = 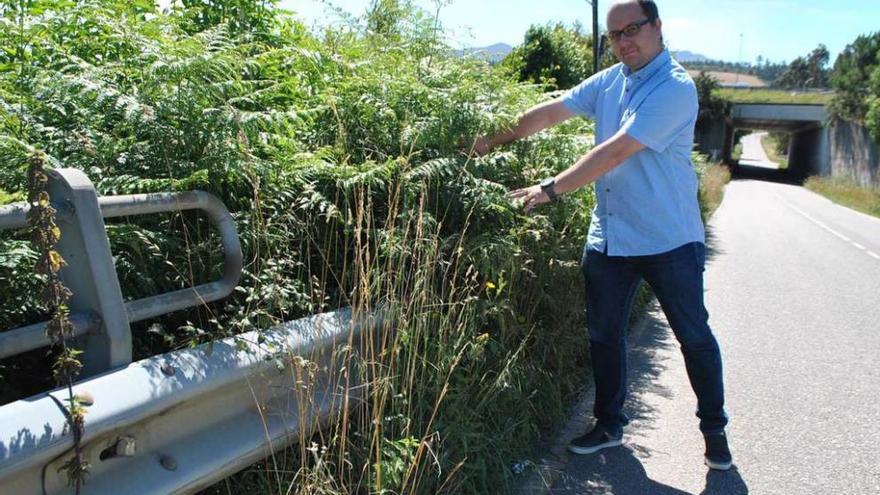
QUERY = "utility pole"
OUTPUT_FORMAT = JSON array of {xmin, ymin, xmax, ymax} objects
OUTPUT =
[
  {"xmin": 735, "ymin": 33, "xmax": 743, "ymax": 85},
  {"xmin": 587, "ymin": 0, "xmax": 599, "ymax": 74}
]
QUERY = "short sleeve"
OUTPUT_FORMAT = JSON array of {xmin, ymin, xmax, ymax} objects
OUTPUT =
[
  {"xmin": 562, "ymin": 70, "xmax": 605, "ymax": 118},
  {"xmin": 621, "ymin": 78, "xmax": 698, "ymax": 153}
]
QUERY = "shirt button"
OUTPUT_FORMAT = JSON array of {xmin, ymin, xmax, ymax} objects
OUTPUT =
[
  {"xmin": 606, "ymin": 188, "xmax": 611, "ymax": 192},
  {"xmin": 608, "ymin": 212, "xmax": 614, "ymax": 217}
]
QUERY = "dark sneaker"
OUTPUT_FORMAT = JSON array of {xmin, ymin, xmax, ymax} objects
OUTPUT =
[
  {"xmin": 704, "ymin": 432, "xmax": 733, "ymax": 471},
  {"xmin": 568, "ymin": 425, "xmax": 623, "ymax": 455}
]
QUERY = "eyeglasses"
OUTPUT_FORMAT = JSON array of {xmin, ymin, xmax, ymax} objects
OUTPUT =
[{"xmin": 606, "ymin": 19, "xmax": 653, "ymax": 43}]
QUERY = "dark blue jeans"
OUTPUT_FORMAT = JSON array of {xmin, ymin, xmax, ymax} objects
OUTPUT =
[{"xmin": 582, "ymin": 241, "xmax": 728, "ymax": 435}]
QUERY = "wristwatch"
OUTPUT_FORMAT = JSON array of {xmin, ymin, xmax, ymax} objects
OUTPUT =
[{"xmin": 540, "ymin": 177, "xmax": 558, "ymax": 202}]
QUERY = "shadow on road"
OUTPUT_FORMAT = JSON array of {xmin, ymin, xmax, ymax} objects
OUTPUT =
[
  {"xmin": 729, "ymin": 163, "xmax": 803, "ymax": 186},
  {"xmin": 549, "ymin": 310, "xmax": 750, "ymax": 494},
  {"xmin": 549, "ymin": 446, "xmax": 693, "ymax": 494},
  {"xmin": 703, "ymin": 468, "xmax": 749, "ymax": 495},
  {"xmin": 548, "ymin": 446, "xmax": 749, "ymax": 494},
  {"xmin": 704, "ymin": 227, "xmax": 724, "ymax": 266}
]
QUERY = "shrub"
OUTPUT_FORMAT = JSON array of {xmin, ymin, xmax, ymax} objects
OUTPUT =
[{"xmin": 501, "ymin": 23, "xmax": 595, "ymax": 91}]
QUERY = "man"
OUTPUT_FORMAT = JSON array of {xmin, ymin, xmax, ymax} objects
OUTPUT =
[{"xmin": 470, "ymin": 0, "xmax": 732, "ymax": 471}]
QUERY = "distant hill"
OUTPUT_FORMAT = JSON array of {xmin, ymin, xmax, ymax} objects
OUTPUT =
[
  {"xmin": 454, "ymin": 43, "xmax": 513, "ymax": 64},
  {"xmin": 455, "ymin": 45, "xmax": 712, "ymax": 67},
  {"xmin": 672, "ymin": 50, "xmax": 710, "ymax": 63}
]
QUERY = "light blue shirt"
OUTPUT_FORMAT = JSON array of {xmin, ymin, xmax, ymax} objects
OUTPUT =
[{"xmin": 562, "ymin": 49, "xmax": 705, "ymax": 256}]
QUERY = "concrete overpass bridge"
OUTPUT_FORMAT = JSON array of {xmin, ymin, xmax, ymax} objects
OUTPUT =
[
  {"xmin": 698, "ymin": 102, "xmax": 830, "ymax": 180},
  {"xmin": 722, "ymin": 103, "xmax": 829, "ymax": 177}
]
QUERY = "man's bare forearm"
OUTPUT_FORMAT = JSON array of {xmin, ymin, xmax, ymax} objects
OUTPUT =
[
  {"xmin": 554, "ymin": 132, "xmax": 645, "ymax": 195},
  {"xmin": 483, "ymin": 99, "xmax": 573, "ymax": 149},
  {"xmin": 505, "ymin": 129, "xmax": 644, "ymax": 213}
]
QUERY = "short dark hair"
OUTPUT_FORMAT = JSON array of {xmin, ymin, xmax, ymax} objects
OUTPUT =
[{"xmin": 637, "ymin": 0, "xmax": 660, "ymax": 23}]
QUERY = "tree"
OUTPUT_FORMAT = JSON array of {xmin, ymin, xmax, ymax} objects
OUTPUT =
[
  {"xmin": 502, "ymin": 23, "xmax": 595, "ymax": 91},
  {"xmin": 176, "ymin": 0, "xmax": 279, "ymax": 35},
  {"xmin": 775, "ymin": 44, "xmax": 830, "ymax": 89},
  {"xmin": 366, "ymin": 0, "xmax": 407, "ymax": 38},
  {"xmin": 864, "ymin": 60, "xmax": 880, "ymax": 144},
  {"xmin": 806, "ymin": 44, "xmax": 830, "ymax": 87},
  {"xmin": 829, "ymin": 32, "xmax": 880, "ymax": 123},
  {"xmin": 694, "ymin": 71, "xmax": 725, "ymax": 121},
  {"xmin": 775, "ymin": 57, "xmax": 810, "ymax": 88}
]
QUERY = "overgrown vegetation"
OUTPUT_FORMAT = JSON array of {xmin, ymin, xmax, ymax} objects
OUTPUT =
[
  {"xmin": 805, "ymin": 176, "xmax": 880, "ymax": 219},
  {"xmin": 695, "ymin": 156, "xmax": 731, "ymax": 221},
  {"xmin": 731, "ymin": 142, "xmax": 743, "ymax": 163},
  {"xmin": 0, "ymin": 1, "xmax": 596, "ymax": 492},
  {"xmin": 0, "ymin": 1, "xmax": 728, "ymax": 493}
]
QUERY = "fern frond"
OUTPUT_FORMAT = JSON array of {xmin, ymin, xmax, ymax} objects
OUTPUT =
[{"xmin": 403, "ymin": 157, "xmax": 461, "ymax": 182}]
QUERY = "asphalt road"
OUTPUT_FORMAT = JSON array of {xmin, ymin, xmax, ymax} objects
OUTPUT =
[
  {"xmin": 526, "ymin": 133, "xmax": 880, "ymax": 494},
  {"xmin": 737, "ymin": 132, "xmax": 778, "ymax": 170}
]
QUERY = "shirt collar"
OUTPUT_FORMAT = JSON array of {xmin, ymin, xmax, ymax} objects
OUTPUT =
[{"xmin": 620, "ymin": 49, "xmax": 671, "ymax": 82}]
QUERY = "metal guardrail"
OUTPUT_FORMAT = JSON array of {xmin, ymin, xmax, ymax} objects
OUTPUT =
[
  {"xmin": 100, "ymin": 191, "xmax": 243, "ymax": 324},
  {"xmin": 0, "ymin": 169, "xmax": 242, "ymax": 375},
  {"xmin": 0, "ymin": 307, "xmax": 379, "ymax": 494},
  {"xmin": 0, "ymin": 168, "xmax": 382, "ymax": 494}
]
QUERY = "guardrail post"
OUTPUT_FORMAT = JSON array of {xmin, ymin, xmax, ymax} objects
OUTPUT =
[{"xmin": 48, "ymin": 168, "xmax": 131, "ymax": 376}]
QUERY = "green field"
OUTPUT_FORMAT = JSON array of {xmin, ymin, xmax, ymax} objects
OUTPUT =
[{"xmin": 713, "ymin": 88, "xmax": 834, "ymax": 105}]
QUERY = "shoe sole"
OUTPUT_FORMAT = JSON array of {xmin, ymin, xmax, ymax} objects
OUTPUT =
[
  {"xmin": 704, "ymin": 457, "xmax": 733, "ymax": 471},
  {"xmin": 567, "ymin": 437, "xmax": 623, "ymax": 455}
]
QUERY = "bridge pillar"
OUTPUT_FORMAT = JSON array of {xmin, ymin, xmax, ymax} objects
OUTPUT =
[
  {"xmin": 789, "ymin": 126, "xmax": 831, "ymax": 179},
  {"xmin": 721, "ymin": 124, "xmax": 735, "ymax": 164}
]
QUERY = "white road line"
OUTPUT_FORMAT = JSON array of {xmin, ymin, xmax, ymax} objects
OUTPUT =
[
  {"xmin": 778, "ymin": 194, "xmax": 878, "ymax": 261},
  {"xmin": 783, "ymin": 198, "xmax": 850, "ymax": 241}
]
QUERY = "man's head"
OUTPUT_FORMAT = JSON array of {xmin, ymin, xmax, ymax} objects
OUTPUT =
[{"xmin": 606, "ymin": 0, "xmax": 664, "ymax": 71}]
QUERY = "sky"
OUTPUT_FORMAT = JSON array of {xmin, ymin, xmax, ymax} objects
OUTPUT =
[{"xmin": 274, "ymin": 0, "xmax": 880, "ymax": 65}]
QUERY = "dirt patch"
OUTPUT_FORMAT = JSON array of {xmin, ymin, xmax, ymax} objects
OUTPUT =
[{"xmin": 686, "ymin": 70, "xmax": 766, "ymax": 87}]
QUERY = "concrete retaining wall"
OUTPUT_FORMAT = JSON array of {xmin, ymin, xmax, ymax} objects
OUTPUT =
[
  {"xmin": 790, "ymin": 126, "xmax": 831, "ymax": 179},
  {"xmin": 695, "ymin": 118, "xmax": 727, "ymax": 162},
  {"xmin": 829, "ymin": 118, "xmax": 880, "ymax": 188}
]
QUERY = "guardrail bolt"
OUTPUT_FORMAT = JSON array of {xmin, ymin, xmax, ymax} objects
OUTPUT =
[
  {"xmin": 160, "ymin": 363, "xmax": 175, "ymax": 377},
  {"xmin": 100, "ymin": 436, "xmax": 136, "ymax": 460},
  {"xmin": 159, "ymin": 454, "xmax": 177, "ymax": 471}
]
